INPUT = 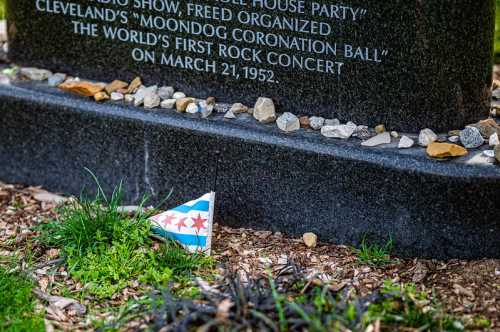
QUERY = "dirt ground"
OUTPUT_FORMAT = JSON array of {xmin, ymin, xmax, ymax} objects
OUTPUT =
[{"xmin": 1, "ymin": 181, "xmax": 499, "ymax": 331}]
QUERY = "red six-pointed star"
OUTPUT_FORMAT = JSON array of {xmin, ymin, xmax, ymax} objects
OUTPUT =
[
  {"xmin": 163, "ymin": 213, "xmax": 176, "ymax": 226},
  {"xmin": 176, "ymin": 217, "xmax": 188, "ymax": 231},
  {"xmin": 191, "ymin": 214, "xmax": 207, "ymax": 232}
]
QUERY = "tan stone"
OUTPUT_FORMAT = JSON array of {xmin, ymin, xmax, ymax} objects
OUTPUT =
[
  {"xmin": 230, "ymin": 103, "xmax": 249, "ymax": 114},
  {"xmin": 469, "ymin": 119, "xmax": 500, "ymax": 138},
  {"xmin": 176, "ymin": 97, "xmax": 195, "ymax": 112},
  {"xmin": 105, "ymin": 80, "xmax": 128, "ymax": 94},
  {"xmin": 299, "ymin": 116, "xmax": 310, "ymax": 128},
  {"xmin": 426, "ymin": 142, "xmax": 468, "ymax": 158},
  {"xmin": 59, "ymin": 81, "xmax": 104, "ymax": 97},
  {"xmin": 116, "ymin": 88, "xmax": 129, "ymax": 95},
  {"xmin": 206, "ymin": 96, "xmax": 216, "ymax": 105},
  {"xmin": 495, "ymin": 144, "xmax": 500, "ymax": 163},
  {"xmin": 126, "ymin": 77, "xmax": 142, "ymax": 94},
  {"xmin": 375, "ymin": 124, "xmax": 386, "ymax": 134},
  {"xmin": 94, "ymin": 91, "xmax": 110, "ymax": 102},
  {"xmin": 492, "ymin": 79, "xmax": 500, "ymax": 90},
  {"xmin": 253, "ymin": 97, "xmax": 276, "ymax": 123},
  {"xmin": 302, "ymin": 232, "xmax": 318, "ymax": 248}
]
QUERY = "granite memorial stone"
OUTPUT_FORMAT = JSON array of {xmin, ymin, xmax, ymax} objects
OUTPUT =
[
  {"xmin": 6, "ymin": 0, "xmax": 495, "ymax": 131},
  {"xmin": 1, "ymin": 1, "xmax": 500, "ymax": 259}
]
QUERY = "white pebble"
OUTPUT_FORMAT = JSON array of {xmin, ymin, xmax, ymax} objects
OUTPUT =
[{"xmin": 173, "ymin": 91, "xmax": 186, "ymax": 99}]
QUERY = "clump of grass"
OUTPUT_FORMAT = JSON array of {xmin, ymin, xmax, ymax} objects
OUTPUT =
[
  {"xmin": 365, "ymin": 280, "xmax": 464, "ymax": 331},
  {"xmin": 354, "ymin": 237, "xmax": 394, "ymax": 267},
  {"xmin": 0, "ymin": 267, "xmax": 45, "ymax": 331},
  {"xmin": 38, "ymin": 173, "xmax": 212, "ymax": 299}
]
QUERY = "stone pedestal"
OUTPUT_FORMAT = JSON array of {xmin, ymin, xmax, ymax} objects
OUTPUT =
[{"xmin": 1, "ymin": 82, "xmax": 499, "ymax": 259}]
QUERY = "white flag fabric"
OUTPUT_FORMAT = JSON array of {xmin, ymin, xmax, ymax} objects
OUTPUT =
[{"xmin": 149, "ymin": 192, "xmax": 215, "ymax": 255}]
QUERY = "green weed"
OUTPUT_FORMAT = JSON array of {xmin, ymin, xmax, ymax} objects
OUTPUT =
[
  {"xmin": 354, "ymin": 237, "xmax": 394, "ymax": 267},
  {"xmin": 0, "ymin": 267, "xmax": 45, "ymax": 332},
  {"xmin": 365, "ymin": 280, "xmax": 464, "ymax": 331},
  {"xmin": 38, "ymin": 173, "xmax": 213, "ymax": 299}
]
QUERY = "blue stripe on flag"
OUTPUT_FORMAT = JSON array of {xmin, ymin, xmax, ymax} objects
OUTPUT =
[
  {"xmin": 152, "ymin": 227, "xmax": 207, "ymax": 247},
  {"xmin": 171, "ymin": 200, "xmax": 210, "ymax": 213}
]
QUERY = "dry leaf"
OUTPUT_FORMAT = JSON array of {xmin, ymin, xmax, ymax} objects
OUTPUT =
[{"xmin": 216, "ymin": 299, "xmax": 233, "ymax": 320}]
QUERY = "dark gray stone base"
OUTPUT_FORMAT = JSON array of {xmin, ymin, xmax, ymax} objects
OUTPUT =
[{"xmin": 1, "ymin": 82, "xmax": 499, "ymax": 259}]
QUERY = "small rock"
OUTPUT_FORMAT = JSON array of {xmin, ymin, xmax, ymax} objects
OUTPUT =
[
  {"xmin": 448, "ymin": 136, "xmax": 460, "ymax": 143},
  {"xmin": 483, "ymin": 150, "xmax": 495, "ymax": 158},
  {"xmin": 206, "ymin": 96, "xmax": 216, "ymax": 105},
  {"xmin": 48, "ymin": 73, "xmax": 66, "ymax": 87},
  {"xmin": 253, "ymin": 97, "xmax": 276, "ymax": 123},
  {"xmin": 390, "ymin": 131, "xmax": 399, "ymax": 138},
  {"xmin": 176, "ymin": 97, "xmax": 195, "ymax": 112},
  {"xmin": 309, "ymin": 117, "xmax": 325, "ymax": 130},
  {"xmin": 161, "ymin": 98, "xmax": 176, "ymax": 109},
  {"xmin": 144, "ymin": 93, "xmax": 161, "ymax": 109},
  {"xmin": 354, "ymin": 126, "xmax": 372, "ymax": 140},
  {"xmin": 126, "ymin": 77, "xmax": 142, "ymax": 94},
  {"xmin": 469, "ymin": 119, "xmax": 499, "ymax": 138},
  {"xmin": 157, "ymin": 86, "xmax": 175, "ymax": 100},
  {"xmin": 495, "ymin": 145, "xmax": 500, "ymax": 163},
  {"xmin": 346, "ymin": 121, "xmax": 357, "ymax": 129},
  {"xmin": 199, "ymin": 101, "xmax": 214, "ymax": 118},
  {"xmin": 59, "ymin": 81, "xmax": 104, "ymax": 97},
  {"xmin": 418, "ymin": 128, "xmax": 438, "ymax": 147},
  {"xmin": 117, "ymin": 206, "xmax": 147, "ymax": 214},
  {"xmin": 302, "ymin": 233, "xmax": 317, "ymax": 248},
  {"xmin": 20, "ymin": 67, "xmax": 52, "ymax": 81},
  {"xmin": 230, "ymin": 103, "xmax": 248, "ymax": 114},
  {"xmin": 224, "ymin": 110, "xmax": 236, "ymax": 119},
  {"xmin": 173, "ymin": 91, "xmax": 187, "ymax": 99},
  {"xmin": 2, "ymin": 67, "xmax": 18, "ymax": 78},
  {"xmin": 460, "ymin": 127, "xmax": 484, "ymax": 149},
  {"xmin": 94, "ymin": 91, "xmax": 109, "ymax": 102},
  {"xmin": 186, "ymin": 102, "xmax": 199, "ymax": 114},
  {"xmin": 427, "ymin": 142, "xmax": 468, "ymax": 158},
  {"xmin": 489, "ymin": 132, "xmax": 499, "ymax": 146},
  {"xmin": 375, "ymin": 124, "xmax": 386, "ymax": 134},
  {"xmin": 105, "ymin": 80, "xmax": 128, "ymax": 94},
  {"xmin": 110, "ymin": 92, "xmax": 124, "ymax": 101},
  {"xmin": 492, "ymin": 89, "xmax": 500, "ymax": 100},
  {"xmin": 299, "ymin": 116, "xmax": 310, "ymax": 128},
  {"xmin": 492, "ymin": 109, "xmax": 498, "ymax": 117},
  {"xmin": 33, "ymin": 191, "xmax": 67, "ymax": 204},
  {"xmin": 361, "ymin": 132, "xmax": 391, "ymax": 147},
  {"xmin": 398, "ymin": 136, "xmax": 414, "ymax": 149},
  {"xmin": 448, "ymin": 130, "xmax": 462, "ymax": 137},
  {"xmin": 321, "ymin": 123, "xmax": 357, "ymax": 139},
  {"xmin": 214, "ymin": 104, "xmax": 230, "ymax": 113},
  {"xmin": 325, "ymin": 118, "xmax": 340, "ymax": 126},
  {"xmin": 134, "ymin": 85, "xmax": 158, "ymax": 107},
  {"xmin": 124, "ymin": 94, "xmax": 134, "ymax": 103},
  {"xmin": 277, "ymin": 112, "xmax": 300, "ymax": 132},
  {"xmin": 0, "ymin": 74, "xmax": 10, "ymax": 85},
  {"xmin": 493, "ymin": 79, "xmax": 500, "ymax": 90}
]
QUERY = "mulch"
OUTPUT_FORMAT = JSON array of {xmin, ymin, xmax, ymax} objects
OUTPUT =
[{"xmin": 1, "ymin": 181, "xmax": 499, "ymax": 331}]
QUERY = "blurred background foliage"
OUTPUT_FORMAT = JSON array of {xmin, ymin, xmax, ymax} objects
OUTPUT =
[
  {"xmin": 0, "ymin": 0, "xmax": 499, "ymax": 62},
  {"xmin": 496, "ymin": 0, "xmax": 500, "ymax": 62},
  {"xmin": 0, "ymin": 0, "xmax": 5, "ymax": 20}
]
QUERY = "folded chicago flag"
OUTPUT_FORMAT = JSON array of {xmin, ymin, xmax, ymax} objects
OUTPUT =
[{"xmin": 149, "ymin": 192, "xmax": 215, "ymax": 255}]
